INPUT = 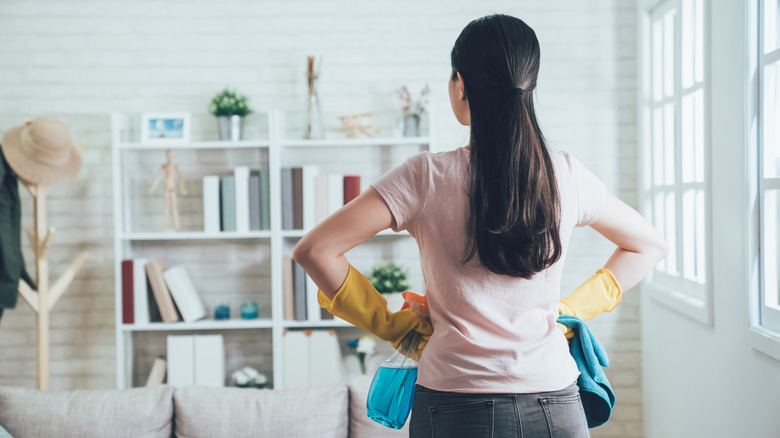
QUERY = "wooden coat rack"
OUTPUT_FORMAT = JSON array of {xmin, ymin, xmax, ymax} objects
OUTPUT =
[{"xmin": 17, "ymin": 182, "xmax": 88, "ymax": 390}]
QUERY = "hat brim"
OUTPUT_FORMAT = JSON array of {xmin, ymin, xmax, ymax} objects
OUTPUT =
[{"xmin": 1, "ymin": 126, "xmax": 82, "ymax": 186}]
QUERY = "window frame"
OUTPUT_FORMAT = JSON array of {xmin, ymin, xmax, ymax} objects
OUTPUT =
[
  {"xmin": 640, "ymin": 0, "xmax": 714, "ymax": 325},
  {"xmin": 747, "ymin": 0, "xmax": 780, "ymax": 361}
]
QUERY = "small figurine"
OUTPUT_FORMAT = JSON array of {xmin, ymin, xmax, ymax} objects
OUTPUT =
[
  {"xmin": 338, "ymin": 112, "xmax": 379, "ymax": 138},
  {"xmin": 148, "ymin": 149, "xmax": 187, "ymax": 232}
]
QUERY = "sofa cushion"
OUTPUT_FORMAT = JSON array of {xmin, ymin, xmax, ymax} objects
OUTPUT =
[
  {"xmin": 0, "ymin": 385, "xmax": 173, "ymax": 438},
  {"xmin": 173, "ymin": 384, "xmax": 348, "ymax": 438},
  {"xmin": 348, "ymin": 375, "xmax": 409, "ymax": 438}
]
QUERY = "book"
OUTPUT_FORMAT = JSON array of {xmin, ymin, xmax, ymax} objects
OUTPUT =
[
  {"xmin": 307, "ymin": 330, "xmax": 342, "ymax": 386},
  {"xmin": 248, "ymin": 170, "xmax": 261, "ymax": 231},
  {"xmin": 147, "ymin": 275, "xmax": 162, "ymax": 323},
  {"xmin": 302, "ymin": 165, "xmax": 319, "ymax": 230},
  {"xmin": 145, "ymin": 259, "xmax": 180, "ymax": 323},
  {"xmin": 234, "ymin": 166, "xmax": 250, "ymax": 233},
  {"xmin": 163, "ymin": 265, "xmax": 207, "ymax": 323},
  {"xmin": 202, "ymin": 175, "xmax": 221, "ymax": 233},
  {"xmin": 292, "ymin": 167, "xmax": 303, "ymax": 229},
  {"xmin": 314, "ymin": 174, "xmax": 329, "ymax": 224},
  {"xmin": 145, "ymin": 356, "xmax": 167, "ymax": 387},
  {"xmin": 282, "ymin": 330, "xmax": 309, "ymax": 389},
  {"xmin": 121, "ymin": 260, "xmax": 134, "ymax": 324},
  {"xmin": 220, "ymin": 175, "xmax": 236, "ymax": 232},
  {"xmin": 133, "ymin": 257, "xmax": 150, "ymax": 325},
  {"xmin": 283, "ymin": 257, "xmax": 295, "ymax": 320},
  {"xmin": 343, "ymin": 175, "xmax": 361, "ymax": 204},
  {"xmin": 258, "ymin": 168, "xmax": 271, "ymax": 230},
  {"xmin": 327, "ymin": 173, "xmax": 344, "ymax": 215},
  {"xmin": 292, "ymin": 260, "xmax": 307, "ymax": 321},
  {"xmin": 167, "ymin": 335, "xmax": 194, "ymax": 387},
  {"xmin": 194, "ymin": 335, "xmax": 225, "ymax": 387},
  {"xmin": 281, "ymin": 168, "xmax": 293, "ymax": 230},
  {"xmin": 306, "ymin": 274, "xmax": 320, "ymax": 322}
]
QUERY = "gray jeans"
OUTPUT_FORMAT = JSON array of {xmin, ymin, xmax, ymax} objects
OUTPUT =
[{"xmin": 409, "ymin": 381, "xmax": 590, "ymax": 438}]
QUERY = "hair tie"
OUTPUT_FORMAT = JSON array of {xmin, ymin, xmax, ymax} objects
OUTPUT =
[{"xmin": 510, "ymin": 87, "xmax": 525, "ymax": 95}]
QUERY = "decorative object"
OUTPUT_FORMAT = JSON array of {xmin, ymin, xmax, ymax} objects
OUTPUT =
[
  {"xmin": 396, "ymin": 85, "xmax": 430, "ymax": 137},
  {"xmin": 214, "ymin": 304, "xmax": 230, "ymax": 320},
  {"xmin": 304, "ymin": 55, "xmax": 323, "ymax": 139},
  {"xmin": 347, "ymin": 335, "xmax": 376, "ymax": 375},
  {"xmin": 240, "ymin": 301, "xmax": 259, "ymax": 319},
  {"xmin": 209, "ymin": 88, "xmax": 253, "ymax": 141},
  {"xmin": 0, "ymin": 116, "xmax": 88, "ymax": 390},
  {"xmin": 141, "ymin": 112, "xmax": 191, "ymax": 144},
  {"xmin": 147, "ymin": 149, "xmax": 187, "ymax": 232},
  {"xmin": 232, "ymin": 366, "xmax": 268, "ymax": 388},
  {"xmin": 338, "ymin": 112, "xmax": 379, "ymax": 138},
  {"xmin": 368, "ymin": 262, "xmax": 411, "ymax": 312}
]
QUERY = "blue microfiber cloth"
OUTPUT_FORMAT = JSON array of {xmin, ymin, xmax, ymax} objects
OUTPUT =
[
  {"xmin": 0, "ymin": 423, "xmax": 13, "ymax": 438},
  {"xmin": 556, "ymin": 314, "xmax": 615, "ymax": 428}
]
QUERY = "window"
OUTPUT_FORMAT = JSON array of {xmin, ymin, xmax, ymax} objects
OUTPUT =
[
  {"xmin": 754, "ymin": 0, "xmax": 780, "ymax": 335},
  {"xmin": 643, "ymin": 0, "xmax": 712, "ymax": 323}
]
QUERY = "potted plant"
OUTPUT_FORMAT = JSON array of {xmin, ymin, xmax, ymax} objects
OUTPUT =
[
  {"xmin": 396, "ymin": 85, "xmax": 430, "ymax": 137},
  {"xmin": 368, "ymin": 262, "xmax": 412, "ymax": 312},
  {"xmin": 209, "ymin": 88, "xmax": 253, "ymax": 141}
]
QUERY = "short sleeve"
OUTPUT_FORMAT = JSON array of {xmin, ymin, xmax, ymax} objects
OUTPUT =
[
  {"xmin": 370, "ymin": 152, "xmax": 430, "ymax": 232},
  {"xmin": 565, "ymin": 153, "xmax": 607, "ymax": 227}
]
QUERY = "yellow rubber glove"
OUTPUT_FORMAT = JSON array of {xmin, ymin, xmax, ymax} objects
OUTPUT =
[
  {"xmin": 318, "ymin": 264, "xmax": 433, "ymax": 360},
  {"xmin": 557, "ymin": 268, "xmax": 622, "ymax": 339}
]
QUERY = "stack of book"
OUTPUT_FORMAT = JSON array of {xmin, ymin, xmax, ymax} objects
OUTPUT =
[
  {"xmin": 282, "ymin": 330, "xmax": 342, "ymax": 388},
  {"xmin": 281, "ymin": 166, "xmax": 362, "ymax": 230},
  {"xmin": 120, "ymin": 258, "xmax": 207, "ymax": 325},
  {"xmin": 282, "ymin": 257, "xmax": 341, "ymax": 322},
  {"xmin": 203, "ymin": 167, "xmax": 271, "ymax": 233},
  {"xmin": 167, "ymin": 334, "xmax": 225, "ymax": 387}
]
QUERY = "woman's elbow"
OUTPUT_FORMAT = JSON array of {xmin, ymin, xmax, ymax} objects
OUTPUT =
[
  {"xmin": 292, "ymin": 240, "xmax": 312, "ymax": 266},
  {"xmin": 654, "ymin": 235, "xmax": 670, "ymax": 262}
]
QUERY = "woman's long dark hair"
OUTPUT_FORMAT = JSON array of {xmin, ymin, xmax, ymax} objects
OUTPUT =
[{"xmin": 452, "ymin": 14, "xmax": 561, "ymax": 278}]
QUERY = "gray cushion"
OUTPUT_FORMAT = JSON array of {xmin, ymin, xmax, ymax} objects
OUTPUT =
[
  {"xmin": 0, "ymin": 385, "xmax": 173, "ymax": 438},
  {"xmin": 348, "ymin": 375, "xmax": 409, "ymax": 438},
  {"xmin": 174, "ymin": 384, "xmax": 348, "ymax": 438}
]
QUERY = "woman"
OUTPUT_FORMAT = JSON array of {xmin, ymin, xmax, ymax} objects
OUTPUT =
[{"xmin": 293, "ymin": 14, "xmax": 667, "ymax": 437}]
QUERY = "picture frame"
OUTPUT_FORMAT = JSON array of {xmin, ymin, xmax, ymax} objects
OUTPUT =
[{"xmin": 141, "ymin": 112, "xmax": 191, "ymax": 144}]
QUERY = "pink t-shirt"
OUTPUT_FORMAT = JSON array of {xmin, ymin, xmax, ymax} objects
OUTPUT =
[{"xmin": 371, "ymin": 147, "xmax": 607, "ymax": 393}]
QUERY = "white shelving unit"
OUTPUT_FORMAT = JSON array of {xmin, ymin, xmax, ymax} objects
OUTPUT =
[{"xmin": 111, "ymin": 110, "xmax": 434, "ymax": 389}]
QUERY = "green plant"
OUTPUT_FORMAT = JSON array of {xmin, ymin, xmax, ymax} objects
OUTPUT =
[
  {"xmin": 209, "ymin": 88, "xmax": 253, "ymax": 117},
  {"xmin": 368, "ymin": 262, "xmax": 411, "ymax": 294}
]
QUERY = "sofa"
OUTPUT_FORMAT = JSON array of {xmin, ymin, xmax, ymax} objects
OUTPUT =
[{"xmin": 0, "ymin": 376, "xmax": 408, "ymax": 438}]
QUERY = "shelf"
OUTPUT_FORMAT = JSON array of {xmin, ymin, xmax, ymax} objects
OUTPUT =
[
  {"xmin": 281, "ymin": 136, "xmax": 430, "ymax": 148},
  {"xmin": 118, "ymin": 140, "xmax": 270, "ymax": 150},
  {"xmin": 121, "ymin": 231, "xmax": 272, "ymax": 241},
  {"xmin": 283, "ymin": 319, "xmax": 353, "ymax": 329},
  {"xmin": 121, "ymin": 318, "xmax": 273, "ymax": 332},
  {"xmin": 112, "ymin": 110, "xmax": 432, "ymax": 390},
  {"xmin": 280, "ymin": 229, "xmax": 409, "ymax": 238}
]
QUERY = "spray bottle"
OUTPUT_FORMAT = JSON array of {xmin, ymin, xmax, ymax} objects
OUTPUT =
[{"xmin": 366, "ymin": 291, "xmax": 430, "ymax": 429}]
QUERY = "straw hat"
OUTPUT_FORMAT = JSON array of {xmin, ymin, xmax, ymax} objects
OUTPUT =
[{"xmin": 1, "ymin": 116, "xmax": 81, "ymax": 186}]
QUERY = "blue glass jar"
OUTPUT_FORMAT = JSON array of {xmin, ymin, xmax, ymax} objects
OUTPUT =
[{"xmin": 240, "ymin": 301, "xmax": 258, "ymax": 319}]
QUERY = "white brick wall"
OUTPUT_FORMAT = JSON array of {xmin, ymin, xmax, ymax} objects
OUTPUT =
[{"xmin": 0, "ymin": 1, "xmax": 639, "ymax": 435}]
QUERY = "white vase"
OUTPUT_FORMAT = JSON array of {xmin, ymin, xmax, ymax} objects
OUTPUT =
[{"xmin": 403, "ymin": 114, "xmax": 420, "ymax": 137}]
